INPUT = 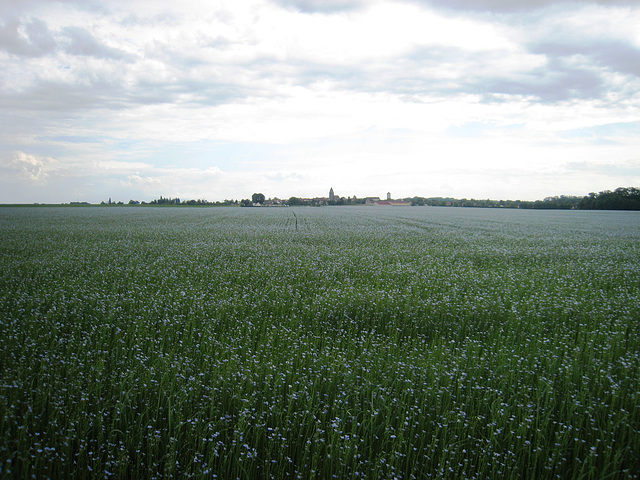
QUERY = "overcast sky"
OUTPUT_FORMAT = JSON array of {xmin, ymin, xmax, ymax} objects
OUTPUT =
[{"xmin": 1, "ymin": 0, "xmax": 639, "ymax": 203}]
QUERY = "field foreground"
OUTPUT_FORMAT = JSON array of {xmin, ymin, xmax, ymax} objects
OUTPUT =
[{"xmin": 1, "ymin": 206, "xmax": 639, "ymax": 479}]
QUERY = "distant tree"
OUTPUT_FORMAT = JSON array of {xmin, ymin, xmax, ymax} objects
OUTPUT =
[
  {"xmin": 128, "ymin": 199, "xmax": 140, "ymax": 205},
  {"xmin": 240, "ymin": 198, "xmax": 253, "ymax": 207},
  {"xmin": 287, "ymin": 196, "xmax": 304, "ymax": 206},
  {"xmin": 150, "ymin": 196, "xmax": 182, "ymax": 205},
  {"xmin": 252, "ymin": 193, "xmax": 265, "ymax": 205}
]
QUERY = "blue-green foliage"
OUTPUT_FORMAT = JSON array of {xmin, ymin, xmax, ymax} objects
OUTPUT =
[{"xmin": 0, "ymin": 206, "xmax": 639, "ymax": 479}]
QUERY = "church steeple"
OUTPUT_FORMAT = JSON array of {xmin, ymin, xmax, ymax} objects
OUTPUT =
[{"xmin": 329, "ymin": 187, "xmax": 335, "ymax": 202}]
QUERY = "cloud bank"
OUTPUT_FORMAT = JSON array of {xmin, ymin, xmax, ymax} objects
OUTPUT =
[{"xmin": 1, "ymin": 0, "xmax": 638, "ymax": 202}]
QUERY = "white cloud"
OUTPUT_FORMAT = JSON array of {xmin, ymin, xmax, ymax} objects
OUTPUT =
[
  {"xmin": 98, "ymin": 160, "xmax": 156, "ymax": 174},
  {"xmin": 121, "ymin": 174, "xmax": 161, "ymax": 187},
  {"xmin": 1, "ymin": 151, "xmax": 57, "ymax": 183}
]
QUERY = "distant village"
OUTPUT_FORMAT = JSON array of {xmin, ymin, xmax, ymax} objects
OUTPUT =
[
  {"xmin": 79, "ymin": 186, "xmax": 639, "ymax": 210},
  {"xmin": 252, "ymin": 188, "xmax": 412, "ymax": 207}
]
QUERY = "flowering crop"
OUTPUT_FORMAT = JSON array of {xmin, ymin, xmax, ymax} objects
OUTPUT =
[{"xmin": 0, "ymin": 206, "xmax": 639, "ymax": 479}]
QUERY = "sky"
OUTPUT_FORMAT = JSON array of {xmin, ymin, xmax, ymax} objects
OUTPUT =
[{"xmin": 1, "ymin": 0, "xmax": 639, "ymax": 203}]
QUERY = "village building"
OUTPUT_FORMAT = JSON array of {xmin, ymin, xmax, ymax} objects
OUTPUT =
[
  {"xmin": 365, "ymin": 192, "xmax": 411, "ymax": 206},
  {"xmin": 313, "ymin": 187, "xmax": 342, "ymax": 205},
  {"xmin": 374, "ymin": 199, "xmax": 412, "ymax": 206},
  {"xmin": 263, "ymin": 197, "xmax": 285, "ymax": 206}
]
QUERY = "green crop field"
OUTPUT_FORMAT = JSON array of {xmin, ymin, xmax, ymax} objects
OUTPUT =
[{"xmin": 1, "ymin": 206, "xmax": 639, "ymax": 479}]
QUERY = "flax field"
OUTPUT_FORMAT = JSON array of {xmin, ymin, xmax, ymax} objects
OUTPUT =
[{"xmin": 1, "ymin": 206, "xmax": 639, "ymax": 479}]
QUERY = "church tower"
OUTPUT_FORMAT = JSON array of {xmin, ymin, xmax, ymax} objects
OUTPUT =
[
  {"xmin": 387, "ymin": 192, "xmax": 391, "ymax": 201},
  {"xmin": 329, "ymin": 187, "xmax": 335, "ymax": 202}
]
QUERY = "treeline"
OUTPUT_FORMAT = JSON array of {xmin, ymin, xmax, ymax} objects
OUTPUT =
[
  {"xmin": 410, "ymin": 195, "xmax": 583, "ymax": 209},
  {"xmin": 284, "ymin": 195, "xmax": 584, "ymax": 208},
  {"xmin": 100, "ymin": 196, "xmax": 239, "ymax": 206},
  {"xmin": 148, "ymin": 196, "xmax": 238, "ymax": 206},
  {"xmin": 410, "ymin": 187, "xmax": 640, "ymax": 210},
  {"xmin": 578, "ymin": 187, "xmax": 640, "ymax": 210},
  {"xmin": 94, "ymin": 187, "xmax": 639, "ymax": 210},
  {"xmin": 408, "ymin": 195, "xmax": 582, "ymax": 210}
]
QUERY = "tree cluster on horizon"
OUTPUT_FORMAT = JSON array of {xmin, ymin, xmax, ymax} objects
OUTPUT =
[
  {"xmin": 578, "ymin": 187, "xmax": 640, "ymax": 210},
  {"xmin": 99, "ymin": 196, "xmax": 239, "ymax": 206}
]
